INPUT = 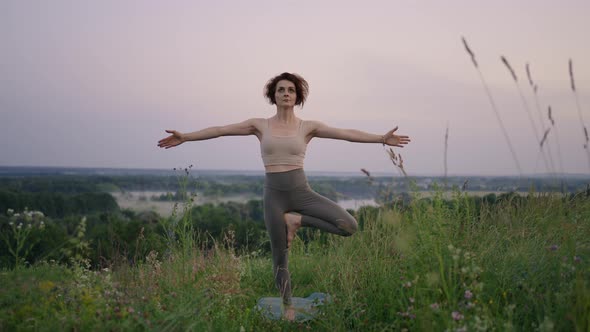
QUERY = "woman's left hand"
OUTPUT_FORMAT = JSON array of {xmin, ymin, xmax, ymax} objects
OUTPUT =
[{"xmin": 382, "ymin": 126, "xmax": 411, "ymax": 147}]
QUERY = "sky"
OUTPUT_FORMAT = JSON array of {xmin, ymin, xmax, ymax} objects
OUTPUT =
[{"xmin": 1, "ymin": 0, "xmax": 589, "ymax": 176}]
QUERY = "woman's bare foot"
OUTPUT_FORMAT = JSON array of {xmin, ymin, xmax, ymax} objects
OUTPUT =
[
  {"xmin": 283, "ymin": 305, "xmax": 296, "ymax": 321},
  {"xmin": 284, "ymin": 212, "xmax": 302, "ymax": 249}
]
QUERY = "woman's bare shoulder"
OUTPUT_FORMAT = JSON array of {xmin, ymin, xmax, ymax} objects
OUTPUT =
[
  {"xmin": 247, "ymin": 117, "xmax": 267, "ymax": 128},
  {"xmin": 302, "ymin": 119, "xmax": 325, "ymax": 129}
]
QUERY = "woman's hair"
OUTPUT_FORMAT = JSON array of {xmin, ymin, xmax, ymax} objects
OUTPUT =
[{"xmin": 263, "ymin": 72, "xmax": 309, "ymax": 107}]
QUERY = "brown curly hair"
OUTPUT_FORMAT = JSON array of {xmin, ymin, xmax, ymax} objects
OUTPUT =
[{"xmin": 263, "ymin": 72, "xmax": 309, "ymax": 107}]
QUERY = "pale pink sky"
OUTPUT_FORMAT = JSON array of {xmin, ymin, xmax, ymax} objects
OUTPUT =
[{"xmin": 1, "ymin": 0, "xmax": 589, "ymax": 175}]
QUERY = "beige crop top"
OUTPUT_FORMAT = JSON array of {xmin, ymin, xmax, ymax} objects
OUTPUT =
[{"xmin": 260, "ymin": 119, "xmax": 308, "ymax": 167}]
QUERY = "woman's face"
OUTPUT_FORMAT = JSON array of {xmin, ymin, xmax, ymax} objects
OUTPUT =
[{"xmin": 275, "ymin": 80, "xmax": 297, "ymax": 107}]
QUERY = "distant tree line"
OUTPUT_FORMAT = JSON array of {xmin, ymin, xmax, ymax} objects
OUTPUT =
[
  {"xmin": 0, "ymin": 175, "xmax": 368, "ymax": 202},
  {"xmin": 0, "ymin": 190, "xmax": 118, "ymax": 218}
]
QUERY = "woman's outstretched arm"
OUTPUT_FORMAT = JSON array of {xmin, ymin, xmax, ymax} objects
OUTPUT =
[
  {"xmin": 157, "ymin": 118, "xmax": 261, "ymax": 149},
  {"xmin": 308, "ymin": 121, "xmax": 411, "ymax": 147}
]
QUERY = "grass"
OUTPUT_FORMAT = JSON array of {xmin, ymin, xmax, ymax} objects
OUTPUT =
[{"xmin": 1, "ymin": 190, "xmax": 589, "ymax": 331}]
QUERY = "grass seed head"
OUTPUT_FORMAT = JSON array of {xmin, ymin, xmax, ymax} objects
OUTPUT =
[
  {"xmin": 501, "ymin": 56, "xmax": 518, "ymax": 82},
  {"xmin": 461, "ymin": 36, "xmax": 478, "ymax": 68},
  {"xmin": 569, "ymin": 59, "xmax": 576, "ymax": 92}
]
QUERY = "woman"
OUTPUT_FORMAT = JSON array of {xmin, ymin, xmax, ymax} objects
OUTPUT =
[{"xmin": 157, "ymin": 72, "xmax": 411, "ymax": 320}]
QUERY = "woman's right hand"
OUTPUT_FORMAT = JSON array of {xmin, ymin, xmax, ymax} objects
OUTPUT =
[{"xmin": 157, "ymin": 130, "xmax": 185, "ymax": 149}]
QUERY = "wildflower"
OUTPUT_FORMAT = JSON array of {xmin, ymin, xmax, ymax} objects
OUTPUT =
[
  {"xmin": 9, "ymin": 221, "xmax": 14, "ymax": 226},
  {"xmin": 7, "ymin": 208, "xmax": 14, "ymax": 216},
  {"xmin": 403, "ymin": 281, "xmax": 412, "ymax": 288},
  {"xmin": 574, "ymin": 256, "xmax": 581, "ymax": 263},
  {"xmin": 464, "ymin": 290, "xmax": 473, "ymax": 299},
  {"xmin": 27, "ymin": 223, "xmax": 32, "ymax": 229},
  {"xmin": 452, "ymin": 311, "xmax": 464, "ymax": 321},
  {"xmin": 127, "ymin": 307, "xmax": 135, "ymax": 313},
  {"xmin": 409, "ymin": 297, "xmax": 415, "ymax": 303},
  {"xmin": 430, "ymin": 303, "xmax": 440, "ymax": 310},
  {"xmin": 549, "ymin": 244, "xmax": 558, "ymax": 251},
  {"xmin": 17, "ymin": 223, "xmax": 23, "ymax": 230}
]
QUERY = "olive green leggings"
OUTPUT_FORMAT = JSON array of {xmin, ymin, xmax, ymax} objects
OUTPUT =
[{"xmin": 263, "ymin": 168, "xmax": 358, "ymax": 305}]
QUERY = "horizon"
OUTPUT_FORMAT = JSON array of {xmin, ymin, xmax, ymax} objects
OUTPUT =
[{"xmin": 1, "ymin": 165, "xmax": 589, "ymax": 179}]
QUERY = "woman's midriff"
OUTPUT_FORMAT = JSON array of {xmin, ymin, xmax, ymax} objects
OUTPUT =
[{"xmin": 265, "ymin": 165, "xmax": 303, "ymax": 173}]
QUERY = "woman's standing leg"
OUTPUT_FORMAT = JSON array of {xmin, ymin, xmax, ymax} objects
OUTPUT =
[{"xmin": 263, "ymin": 186, "xmax": 292, "ymax": 306}]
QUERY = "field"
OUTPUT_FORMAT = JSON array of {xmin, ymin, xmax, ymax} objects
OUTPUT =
[{"xmin": 1, "ymin": 181, "xmax": 589, "ymax": 331}]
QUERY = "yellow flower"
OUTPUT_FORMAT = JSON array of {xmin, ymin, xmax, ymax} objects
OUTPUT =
[{"xmin": 39, "ymin": 281, "xmax": 55, "ymax": 293}]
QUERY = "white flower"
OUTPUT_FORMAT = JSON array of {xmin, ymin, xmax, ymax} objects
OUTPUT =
[
  {"xmin": 7, "ymin": 208, "xmax": 14, "ymax": 216},
  {"xmin": 9, "ymin": 222, "xmax": 14, "ymax": 226}
]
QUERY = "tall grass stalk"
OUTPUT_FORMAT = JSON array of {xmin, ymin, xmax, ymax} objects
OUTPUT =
[
  {"xmin": 569, "ymin": 59, "xmax": 590, "ymax": 171},
  {"xmin": 547, "ymin": 106, "xmax": 567, "ymax": 189},
  {"xmin": 444, "ymin": 122, "xmax": 449, "ymax": 187},
  {"xmin": 461, "ymin": 37, "xmax": 523, "ymax": 176},
  {"xmin": 525, "ymin": 63, "xmax": 559, "ymax": 179},
  {"xmin": 160, "ymin": 166, "xmax": 198, "ymax": 282},
  {"xmin": 501, "ymin": 56, "xmax": 553, "ymax": 176}
]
